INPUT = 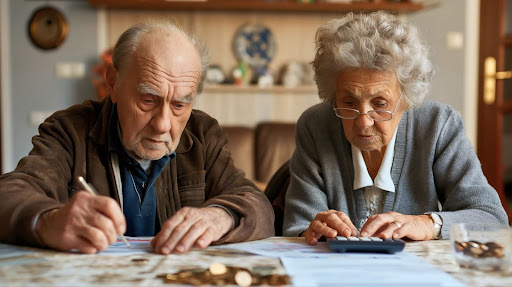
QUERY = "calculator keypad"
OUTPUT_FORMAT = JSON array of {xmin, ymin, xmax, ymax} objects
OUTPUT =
[{"xmin": 327, "ymin": 236, "xmax": 405, "ymax": 254}]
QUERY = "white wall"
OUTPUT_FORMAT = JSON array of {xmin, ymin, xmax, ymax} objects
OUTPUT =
[
  {"xmin": 2, "ymin": 0, "xmax": 99, "ymax": 172},
  {"xmin": 1, "ymin": 0, "xmax": 12, "ymax": 173},
  {"xmin": 408, "ymin": 0, "xmax": 479, "ymax": 148}
]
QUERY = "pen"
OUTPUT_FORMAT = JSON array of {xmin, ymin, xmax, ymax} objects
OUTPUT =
[{"xmin": 77, "ymin": 176, "xmax": 131, "ymax": 248}]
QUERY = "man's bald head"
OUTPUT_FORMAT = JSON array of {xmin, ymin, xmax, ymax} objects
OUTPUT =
[{"xmin": 112, "ymin": 21, "xmax": 209, "ymax": 94}]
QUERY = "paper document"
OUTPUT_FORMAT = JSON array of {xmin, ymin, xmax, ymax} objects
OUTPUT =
[
  {"xmin": 98, "ymin": 236, "xmax": 154, "ymax": 255},
  {"xmin": 213, "ymin": 240, "xmax": 332, "ymax": 258},
  {"xmin": 0, "ymin": 243, "xmax": 35, "ymax": 259},
  {"xmin": 281, "ymin": 252, "xmax": 465, "ymax": 287},
  {"xmin": 0, "ymin": 243, "xmax": 44, "ymax": 267}
]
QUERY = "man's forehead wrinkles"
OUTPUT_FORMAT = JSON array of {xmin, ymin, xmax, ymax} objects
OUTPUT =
[
  {"xmin": 139, "ymin": 75, "xmax": 197, "ymax": 91},
  {"xmin": 137, "ymin": 57, "xmax": 201, "ymax": 80},
  {"xmin": 137, "ymin": 57, "xmax": 172, "ymax": 78},
  {"xmin": 138, "ymin": 67, "xmax": 200, "ymax": 87}
]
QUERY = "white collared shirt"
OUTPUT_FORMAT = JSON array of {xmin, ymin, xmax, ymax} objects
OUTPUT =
[{"xmin": 351, "ymin": 128, "xmax": 398, "ymax": 226}]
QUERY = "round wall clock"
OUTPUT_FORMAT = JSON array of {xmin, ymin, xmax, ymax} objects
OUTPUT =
[
  {"xmin": 28, "ymin": 6, "xmax": 68, "ymax": 50},
  {"xmin": 233, "ymin": 23, "xmax": 276, "ymax": 69}
]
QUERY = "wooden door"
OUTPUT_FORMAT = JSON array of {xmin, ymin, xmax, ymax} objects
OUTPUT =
[
  {"xmin": 0, "ymin": 11, "xmax": 2, "ymax": 175},
  {"xmin": 478, "ymin": 0, "xmax": 512, "ymax": 222}
]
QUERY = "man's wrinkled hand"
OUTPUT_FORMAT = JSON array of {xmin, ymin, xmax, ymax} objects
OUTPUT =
[
  {"xmin": 35, "ymin": 191, "xmax": 126, "ymax": 254},
  {"xmin": 151, "ymin": 207, "xmax": 232, "ymax": 254}
]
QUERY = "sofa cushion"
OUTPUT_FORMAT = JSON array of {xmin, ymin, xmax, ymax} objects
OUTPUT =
[
  {"xmin": 222, "ymin": 126, "xmax": 255, "ymax": 180},
  {"xmin": 255, "ymin": 122, "xmax": 296, "ymax": 183}
]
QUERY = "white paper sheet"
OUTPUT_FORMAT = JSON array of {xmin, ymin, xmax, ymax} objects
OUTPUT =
[
  {"xmin": 0, "ymin": 243, "xmax": 34, "ymax": 259},
  {"xmin": 0, "ymin": 243, "xmax": 44, "ymax": 267},
  {"xmin": 97, "ymin": 236, "xmax": 154, "ymax": 255},
  {"xmin": 281, "ymin": 252, "xmax": 466, "ymax": 287},
  {"xmin": 214, "ymin": 240, "xmax": 464, "ymax": 286},
  {"xmin": 212, "ymin": 240, "xmax": 333, "ymax": 258}
]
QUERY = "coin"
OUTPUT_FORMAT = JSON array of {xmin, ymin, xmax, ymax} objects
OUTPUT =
[
  {"xmin": 252, "ymin": 265, "xmax": 276, "ymax": 276},
  {"xmin": 188, "ymin": 278, "xmax": 203, "ymax": 286},
  {"xmin": 209, "ymin": 262, "xmax": 228, "ymax": 275},
  {"xmin": 165, "ymin": 274, "xmax": 179, "ymax": 281},
  {"xmin": 486, "ymin": 242, "xmax": 504, "ymax": 250},
  {"xmin": 469, "ymin": 245, "xmax": 483, "ymax": 256},
  {"xmin": 263, "ymin": 274, "xmax": 292, "ymax": 285},
  {"xmin": 456, "ymin": 240, "xmax": 506, "ymax": 259},
  {"xmin": 234, "ymin": 270, "xmax": 252, "ymax": 287},
  {"xmin": 158, "ymin": 265, "xmax": 288, "ymax": 286},
  {"xmin": 131, "ymin": 258, "xmax": 149, "ymax": 263},
  {"xmin": 454, "ymin": 241, "xmax": 465, "ymax": 252}
]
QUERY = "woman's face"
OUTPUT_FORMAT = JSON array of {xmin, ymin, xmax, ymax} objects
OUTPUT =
[{"xmin": 334, "ymin": 68, "xmax": 406, "ymax": 154}]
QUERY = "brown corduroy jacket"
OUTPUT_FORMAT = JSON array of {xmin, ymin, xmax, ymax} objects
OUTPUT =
[{"xmin": 0, "ymin": 96, "xmax": 275, "ymax": 247}]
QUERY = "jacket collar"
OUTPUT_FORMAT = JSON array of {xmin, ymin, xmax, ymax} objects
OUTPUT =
[
  {"xmin": 88, "ymin": 95, "xmax": 193, "ymax": 154},
  {"xmin": 89, "ymin": 96, "xmax": 112, "ymax": 145},
  {"xmin": 176, "ymin": 122, "xmax": 193, "ymax": 154}
]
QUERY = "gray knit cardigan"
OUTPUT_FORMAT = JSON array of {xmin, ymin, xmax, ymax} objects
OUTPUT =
[{"xmin": 283, "ymin": 100, "xmax": 508, "ymax": 238}]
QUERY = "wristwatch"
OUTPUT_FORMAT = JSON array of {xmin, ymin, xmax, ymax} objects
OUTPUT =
[{"xmin": 425, "ymin": 213, "xmax": 443, "ymax": 239}]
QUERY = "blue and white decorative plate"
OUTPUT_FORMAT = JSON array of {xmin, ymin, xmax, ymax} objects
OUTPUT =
[{"xmin": 233, "ymin": 23, "xmax": 276, "ymax": 69}]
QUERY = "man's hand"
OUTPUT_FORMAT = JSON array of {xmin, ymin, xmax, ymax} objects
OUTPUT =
[
  {"xmin": 360, "ymin": 211, "xmax": 434, "ymax": 241},
  {"xmin": 35, "ymin": 192, "xmax": 126, "ymax": 254},
  {"xmin": 303, "ymin": 210, "xmax": 358, "ymax": 246},
  {"xmin": 151, "ymin": 207, "xmax": 232, "ymax": 254}
]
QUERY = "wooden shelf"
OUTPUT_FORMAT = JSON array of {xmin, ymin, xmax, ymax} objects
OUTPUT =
[
  {"xmin": 203, "ymin": 84, "xmax": 317, "ymax": 94},
  {"xmin": 88, "ymin": 0, "xmax": 424, "ymax": 13}
]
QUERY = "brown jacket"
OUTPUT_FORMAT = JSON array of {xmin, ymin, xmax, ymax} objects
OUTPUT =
[{"xmin": 0, "ymin": 96, "xmax": 274, "ymax": 247}]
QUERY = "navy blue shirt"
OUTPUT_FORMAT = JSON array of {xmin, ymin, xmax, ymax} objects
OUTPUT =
[{"xmin": 108, "ymin": 106, "xmax": 173, "ymax": 236}]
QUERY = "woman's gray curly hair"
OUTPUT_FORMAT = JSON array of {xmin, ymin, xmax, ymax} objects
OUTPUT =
[
  {"xmin": 112, "ymin": 20, "xmax": 209, "ymax": 95},
  {"xmin": 313, "ymin": 11, "xmax": 434, "ymax": 107}
]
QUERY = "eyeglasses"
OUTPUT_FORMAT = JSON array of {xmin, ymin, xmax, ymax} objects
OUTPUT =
[{"xmin": 332, "ymin": 95, "xmax": 402, "ymax": 122}]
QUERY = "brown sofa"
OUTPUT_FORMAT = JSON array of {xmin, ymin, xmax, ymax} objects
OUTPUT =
[{"xmin": 222, "ymin": 122, "xmax": 296, "ymax": 190}]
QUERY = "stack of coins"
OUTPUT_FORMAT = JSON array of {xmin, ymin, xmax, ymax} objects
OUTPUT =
[
  {"xmin": 454, "ymin": 240, "xmax": 505, "ymax": 259},
  {"xmin": 158, "ymin": 262, "xmax": 291, "ymax": 286}
]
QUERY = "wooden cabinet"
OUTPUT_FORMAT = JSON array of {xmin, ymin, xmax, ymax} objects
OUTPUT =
[{"xmin": 88, "ymin": 0, "xmax": 424, "ymax": 13}]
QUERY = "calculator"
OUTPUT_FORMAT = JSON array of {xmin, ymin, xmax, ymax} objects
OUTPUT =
[{"xmin": 327, "ymin": 236, "xmax": 405, "ymax": 254}]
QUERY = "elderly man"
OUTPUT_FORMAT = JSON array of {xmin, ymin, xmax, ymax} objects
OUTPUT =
[{"xmin": 0, "ymin": 21, "xmax": 274, "ymax": 254}]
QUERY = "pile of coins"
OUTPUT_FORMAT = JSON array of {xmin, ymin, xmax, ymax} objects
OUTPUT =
[
  {"xmin": 453, "ymin": 240, "xmax": 505, "ymax": 259},
  {"xmin": 158, "ymin": 262, "xmax": 291, "ymax": 286}
]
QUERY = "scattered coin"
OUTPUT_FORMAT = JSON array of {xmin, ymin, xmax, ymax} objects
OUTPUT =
[
  {"xmin": 454, "ymin": 240, "xmax": 505, "ymax": 259},
  {"xmin": 209, "ymin": 262, "xmax": 228, "ymax": 275},
  {"xmin": 252, "ymin": 265, "xmax": 276, "ymax": 276},
  {"xmin": 157, "ymin": 263, "xmax": 291, "ymax": 286},
  {"xmin": 234, "ymin": 270, "xmax": 253, "ymax": 287},
  {"xmin": 131, "ymin": 258, "xmax": 149, "ymax": 263},
  {"xmin": 263, "ymin": 274, "xmax": 292, "ymax": 285},
  {"xmin": 165, "ymin": 274, "xmax": 178, "ymax": 281}
]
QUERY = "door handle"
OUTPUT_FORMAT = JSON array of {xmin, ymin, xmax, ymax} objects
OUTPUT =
[{"xmin": 484, "ymin": 57, "xmax": 512, "ymax": 105}]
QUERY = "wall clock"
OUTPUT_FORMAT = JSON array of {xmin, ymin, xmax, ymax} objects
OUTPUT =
[{"xmin": 28, "ymin": 7, "xmax": 68, "ymax": 50}]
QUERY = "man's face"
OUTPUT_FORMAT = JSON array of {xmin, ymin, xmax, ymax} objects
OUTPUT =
[
  {"xmin": 107, "ymin": 30, "xmax": 202, "ymax": 160},
  {"xmin": 334, "ymin": 68, "xmax": 405, "ymax": 154}
]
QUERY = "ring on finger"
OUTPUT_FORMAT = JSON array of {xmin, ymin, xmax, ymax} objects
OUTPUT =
[
  {"xmin": 391, "ymin": 221, "xmax": 402, "ymax": 228},
  {"xmin": 322, "ymin": 222, "xmax": 328, "ymax": 226}
]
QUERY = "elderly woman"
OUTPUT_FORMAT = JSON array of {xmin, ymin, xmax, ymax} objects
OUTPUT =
[{"xmin": 282, "ymin": 12, "xmax": 508, "ymax": 245}]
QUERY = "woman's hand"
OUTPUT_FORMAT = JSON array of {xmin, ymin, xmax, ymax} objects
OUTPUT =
[
  {"xmin": 302, "ymin": 210, "xmax": 358, "ymax": 245},
  {"xmin": 360, "ymin": 211, "xmax": 434, "ymax": 241}
]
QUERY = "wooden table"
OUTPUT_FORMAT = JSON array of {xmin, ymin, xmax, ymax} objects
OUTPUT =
[
  {"xmin": 404, "ymin": 239, "xmax": 512, "ymax": 286},
  {"xmin": 1, "ymin": 237, "xmax": 511, "ymax": 286}
]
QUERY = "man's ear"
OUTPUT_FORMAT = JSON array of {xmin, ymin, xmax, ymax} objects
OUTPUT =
[{"xmin": 105, "ymin": 63, "xmax": 118, "ymax": 103}]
